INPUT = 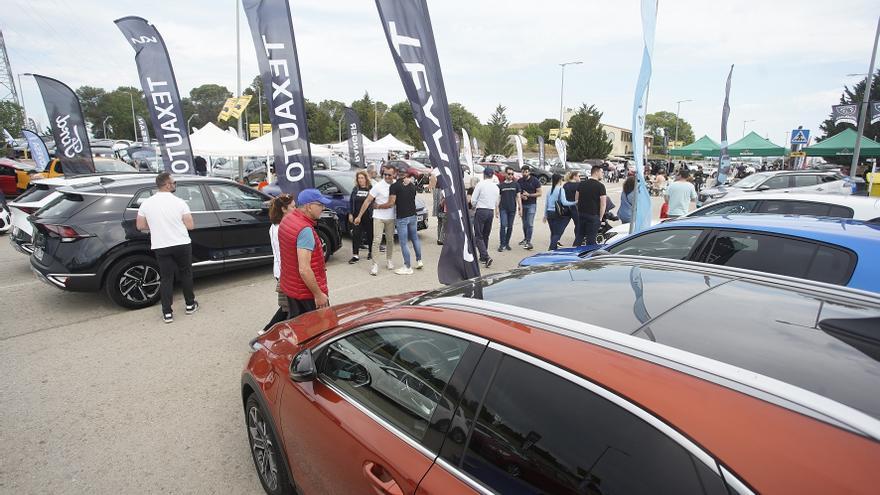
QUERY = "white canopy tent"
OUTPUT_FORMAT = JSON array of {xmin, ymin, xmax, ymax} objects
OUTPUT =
[
  {"xmin": 328, "ymin": 135, "xmax": 374, "ymax": 154},
  {"xmin": 372, "ymin": 133, "xmax": 415, "ymax": 152},
  {"xmin": 245, "ymin": 132, "xmax": 335, "ymax": 157},
  {"xmin": 189, "ymin": 123, "xmax": 253, "ymax": 157}
]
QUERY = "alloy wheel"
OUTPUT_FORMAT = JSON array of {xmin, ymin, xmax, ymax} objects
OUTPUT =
[
  {"xmin": 248, "ymin": 405, "xmax": 279, "ymax": 491},
  {"xmin": 118, "ymin": 264, "xmax": 160, "ymax": 304}
]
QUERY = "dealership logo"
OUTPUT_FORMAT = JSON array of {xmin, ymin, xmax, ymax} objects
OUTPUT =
[{"xmin": 55, "ymin": 114, "xmax": 83, "ymax": 158}]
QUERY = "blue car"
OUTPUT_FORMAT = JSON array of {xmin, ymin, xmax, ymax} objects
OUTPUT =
[{"xmin": 519, "ymin": 214, "xmax": 880, "ymax": 293}]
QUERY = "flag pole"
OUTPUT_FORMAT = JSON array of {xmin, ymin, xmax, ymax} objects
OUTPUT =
[{"xmin": 850, "ymin": 15, "xmax": 879, "ymax": 181}]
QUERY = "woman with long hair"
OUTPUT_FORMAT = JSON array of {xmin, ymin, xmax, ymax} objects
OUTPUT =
[
  {"xmin": 563, "ymin": 170, "xmax": 581, "ymax": 245},
  {"xmin": 348, "ymin": 170, "xmax": 373, "ymax": 263},
  {"xmin": 619, "ymin": 176, "xmax": 635, "ymax": 224},
  {"xmin": 543, "ymin": 173, "xmax": 577, "ymax": 250},
  {"xmin": 261, "ymin": 193, "xmax": 295, "ymax": 333}
]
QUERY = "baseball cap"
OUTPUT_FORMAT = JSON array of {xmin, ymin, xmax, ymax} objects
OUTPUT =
[
  {"xmin": 483, "ymin": 167, "xmax": 495, "ymax": 177},
  {"xmin": 297, "ymin": 188, "xmax": 332, "ymax": 206}
]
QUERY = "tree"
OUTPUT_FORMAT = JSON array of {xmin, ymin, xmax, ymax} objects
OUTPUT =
[
  {"xmin": 352, "ymin": 93, "xmax": 383, "ymax": 140},
  {"xmin": 819, "ymin": 70, "xmax": 880, "ymax": 165},
  {"xmin": 0, "ymin": 101, "xmax": 25, "ymax": 137},
  {"xmin": 189, "ymin": 84, "xmax": 233, "ymax": 130},
  {"xmin": 483, "ymin": 105, "xmax": 514, "ymax": 156},
  {"xmin": 567, "ymin": 104, "xmax": 612, "ymax": 160},
  {"xmin": 538, "ymin": 118, "xmax": 560, "ymax": 141},
  {"xmin": 75, "ymin": 85, "xmax": 148, "ymax": 140},
  {"xmin": 389, "ymin": 101, "xmax": 422, "ymax": 149},
  {"xmin": 379, "ymin": 112, "xmax": 405, "ymax": 138},
  {"xmin": 522, "ymin": 124, "xmax": 544, "ymax": 151},
  {"xmin": 448, "ymin": 103, "xmax": 481, "ymax": 137},
  {"xmin": 646, "ymin": 110, "xmax": 694, "ymax": 153}
]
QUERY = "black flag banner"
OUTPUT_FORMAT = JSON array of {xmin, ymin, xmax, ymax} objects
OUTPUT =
[
  {"xmin": 243, "ymin": 0, "xmax": 314, "ymax": 195},
  {"xmin": 136, "ymin": 116, "xmax": 150, "ymax": 145},
  {"xmin": 115, "ymin": 16, "xmax": 194, "ymax": 174},
  {"xmin": 375, "ymin": 0, "xmax": 480, "ymax": 284},
  {"xmin": 343, "ymin": 107, "xmax": 366, "ymax": 168},
  {"xmin": 832, "ymin": 104, "xmax": 859, "ymax": 126},
  {"xmin": 30, "ymin": 74, "xmax": 94, "ymax": 174},
  {"xmin": 870, "ymin": 101, "xmax": 880, "ymax": 125}
]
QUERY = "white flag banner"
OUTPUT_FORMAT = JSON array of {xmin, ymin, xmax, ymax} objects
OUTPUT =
[
  {"xmin": 554, "ymin": 138, "xmax": 567, "ymax": 166},
  {"xmin": 514, "ymin": 135, "xmax": 524, "ymax": 169},
  {"xmin": 462, "ymin": 127, "xmax": 474, "ymax": 171}
]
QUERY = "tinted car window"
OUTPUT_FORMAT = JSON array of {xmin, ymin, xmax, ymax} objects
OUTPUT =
[
  {"xmin": 763, "ymin": 176, "xmax": 790, "ymax": 189},
  {"xmin": 456, "ymin": 355, "xmax": 727, "ymax": 495},
  {"xmin": 793, "ymin": 175, "xmax": 820, "ymax": 187},
  {"xmin": 690, "ymin": 200, "xmax": 757, "ymax": 217},
  {"xmin": 36, "ymin": 193, "xmax": 94, "ymax": 219},
  {"xmin": 756, "ymin": 200, "xmax": 832, "ymax": 216},
  {"xmin": 606, "ymin": 229, "xmax": 704, "ymax": 260},
  {"xmin": 208, "ymin": 184, "xmax": 264, "ymax": 210},
  {"xmin": 14, "ymin": 184, "xmax": 54, "ymax": 203},
  {"xmin": 130, "ymin": 185, "xmax": 207, "ymax": 211},
  {"xmin": 828, "ymin": 205, "xmax": 854, "ymax": 218},
  {"xmin": 318, "ymin": 327, "xmax": 469, "ymax": 441}
]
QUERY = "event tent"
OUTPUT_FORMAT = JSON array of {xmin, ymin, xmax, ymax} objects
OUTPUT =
[
  {"xmin": 372, "ymin": 134, "xmax": 416, "ymax": 152},
  {"xmin": 244, "ymin": 131, "xmax": 334, "ymax": 157},
  {"xmin": 727, "ymin": 132, "xmax": 786, "ymax": 157},
  {"xmin": 804, "ymin": 128, "xmax": 880, "ymax": 157},
  {"xmin": 669, "ymin": 135, "xmax": 721, "ymax": 157},
  {"xmin": 189, "ymin": 123, "xmax": 253, "ymax": 156}
]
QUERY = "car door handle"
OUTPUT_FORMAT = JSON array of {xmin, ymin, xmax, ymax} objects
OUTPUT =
[
  {"xmin": 222, "ymin": 217, "xmax": 242, "ymax": 223},
  {"xmin": 363, "ymin": 461, "xmax": 403, "ymax": 495}
]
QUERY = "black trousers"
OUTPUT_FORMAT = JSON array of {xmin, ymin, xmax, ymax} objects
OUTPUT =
[
  {"xmin": 154, "ymin": 243, "xmax": 195, "ymax": 315},
  {"xmin": 351, "ymin": 216, "xmax": 373, "ymax": 257},
  {"xmin": 575, "ymin": 214, "xmax": 601, "ymax": 246},
  {"xmin": 286, "ymin": 296, "xmax": 317, "ymax": 320},
  {"xmin": 473, "ymin": 208, "xmax": 494, "ymax": 261}
]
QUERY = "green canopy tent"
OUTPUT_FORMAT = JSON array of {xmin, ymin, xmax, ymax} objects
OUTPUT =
[
  {"xmin": 669, "ymin": 135, "xmax": 721, "ymax": 157},
  {"xmin": 804, "ymin": 128, "xmax": 880, "ymax": 157},
  {"xmin": 727, "ymin": 132, "xmax": 786, "ymax": 157}
]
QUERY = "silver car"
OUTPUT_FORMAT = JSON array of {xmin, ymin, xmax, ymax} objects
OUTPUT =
[{"xmin": 698, "ymin": 170, "xmax": 850, "ymax": 206}]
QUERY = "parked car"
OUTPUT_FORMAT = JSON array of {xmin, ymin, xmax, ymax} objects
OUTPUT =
[
  {"xmin": 482, "ymin": 153, "xmax": 507, "ymax": 163},
  {"xmin": 386, "ymin": 159, "xmax": 431, "ymax": 191},
  {"xmin": 699, "ymin": 170, "xmax": 850, "ymax": 206},
  {"xmin": 604, "ymin": 192, "xmax": 880, "ymax": 243},
  {"xmin": 242, "ymin": 255, "xmax": 880, "ymax": 495},
  {"xmin": 312, "ymin": 170, "xmax": 428, "ymax": 234},
  {"xmin": 519, "ymin": 214, "xmax": 880, "ymax": 293},
  {"xmin": 0, "ymin": 198, "xmax": 10, "ymax": 235},
  {"xmin": 8, "ymin": 173, "xmax": 143, "ymax": 255},
  {"xmin": 212, "ymin": 158, "xmax": 266, "ymax": 180},
  {"xmin": 500, "ymin": 159, "xmax": 551, "ymax": 185},
  {"xmin": 28, "ymin": 176, "xmax": 342, "ymax": 309},
  {"xmin": 0, "ymin": 158, "xmax": 31, "ymax": 197},
  {"xmin": 549, "ymin": 161, "xmax": 590, "ymax": 180}
]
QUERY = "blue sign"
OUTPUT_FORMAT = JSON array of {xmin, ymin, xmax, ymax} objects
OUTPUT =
[{"xmin": 790, "ymin": 128, "xmax": 810, "ymax": 145}]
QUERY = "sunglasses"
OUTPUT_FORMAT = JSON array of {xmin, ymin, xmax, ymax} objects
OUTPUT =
[
  {"xmin": 383, "ymin": 173, "xmax": 394, "ymax": 177},
  {"xmin": 506, "ymin": 173, "xmax": 514, "ymax": 176}
]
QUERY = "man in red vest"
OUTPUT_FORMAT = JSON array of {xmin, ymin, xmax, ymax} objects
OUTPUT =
[{"xmin": 279, "ymin": 188, "xmax": 332, "ymax": 318}]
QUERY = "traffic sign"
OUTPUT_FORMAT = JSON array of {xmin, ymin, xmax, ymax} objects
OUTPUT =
[
  {"xmin": 790, "ymin": 128, "xmax": 810, "ymax": 145},
  {"xmin": 790, "ymin": 151, "xmax": 806, "ymax": 157}
]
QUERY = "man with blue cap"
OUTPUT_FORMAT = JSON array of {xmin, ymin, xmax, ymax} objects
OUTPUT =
[{"xmin": 278, "ymin": 188, "xmax": 333, "ymax": 318}]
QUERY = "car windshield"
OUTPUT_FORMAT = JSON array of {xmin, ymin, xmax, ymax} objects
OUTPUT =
[
  {"xmin": 328, "ymin": 156, "xmax": 353, "ymax": 170},
  {"xmin": 733, "ymin": 172, "xmax": 771, "ymax": 189},
  {"xmin": 94, "ymin": 160, "xmax": 137, "ymax": 173},
  {"xmin": 327, "ymin": 172, "xmax": 356, "ymax": 195}
]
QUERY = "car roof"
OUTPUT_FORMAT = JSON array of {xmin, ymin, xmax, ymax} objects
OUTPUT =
[
  {"xmin": 694, "ymin": 193, "xmax": 880, "ymax": 219},
  {"xmin": 412, "ymin": 255, "xmax": 880, "ymax": 439},
  {"xmin": 57, "ymin": 174, "xmax": 249, "ymax": 195}
]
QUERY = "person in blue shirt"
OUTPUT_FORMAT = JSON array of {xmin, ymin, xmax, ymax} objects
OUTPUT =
[
  {"xmin": 543, "ymin": 173, "xmax": 577, "ymax": 250},
  {"xmin": 618, "ymin": 176, "xmax": 635, "ymax": 224}
]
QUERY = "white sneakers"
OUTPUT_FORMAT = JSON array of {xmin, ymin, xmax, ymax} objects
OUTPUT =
[
  {"xmin": 370, "ymin": 263, "xmax": 379, "ymax": 276},
  {"xmin": 373, "ymin": 260, "xmax": 421, "ymax": 275},
  {"xmin": 386, "ymin": 260, "xmax": 394, "ymax": 270},
  {"xmin": 415, "ymin": 260, "xmax": 424, "ymax": 269},
  {"xmin": 395, "ymin": 266, "xmax": 414, "ymax": 275}
]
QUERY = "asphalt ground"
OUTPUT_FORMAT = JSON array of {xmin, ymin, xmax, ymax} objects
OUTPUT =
[{"xmin": 0, "ymin": 181, "xmax": 662, "ymax": 494}]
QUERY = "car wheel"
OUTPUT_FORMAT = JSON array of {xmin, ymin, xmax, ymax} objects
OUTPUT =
[
  {"xmin": 317, "ymin": 229, "xmax": 331, "ymax": 262},
  {"xmin": 104, "ymin": 255, "xmax": 161, "ymax": 309},
  {"xmin": 538, "ymin": 175, "xmax": 548, "ymax": 185},
  {"xmin": 596, "ymin": 233, "xmax": 606, "ymax": 244},
  {"xmin": 245, "ymin": 394, "xmax": 295, "ymax": 495},
  {"xmin": 0, "ymin": 205, "xmax": 11, "ymax": 235}
]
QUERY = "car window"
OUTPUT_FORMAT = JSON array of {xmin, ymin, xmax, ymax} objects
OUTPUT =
[
  {"xmin": 314, "ymin": 175, "xmax": 332, "ymax": 193},
  {"xmin": 208, "ymin": 184, "xmax": 265, "ymax": 210},
  {"xmin": 453, "ymin": 355, "xmax": 727, "ymax": 495},
  {"xmin": 793, "ymin": 175, "xmax": 820, "ymax": 188},
  {"xmin": 606, "ymin": 229, "xmax": 703, "ymax": 260},
  {"xmin": 689, "ymin": 200, "xmax": 757, "ymax": 217},
  {"xmin": 828, "ymin": 205, "xmax": 854, "ymax": 218},
  {"xmin": 761, "ymin": 176, "xmax": 790, "ymax": 189},
  {"xmin": 703, "ymin": 230, "xmax": 853, "ymax": 283},
  {"xmin": 318, "ymin": 327, "xmax": 470, "ymax": 441},
  {"xmin": 130, "ymin": 185, "xmax": 207, "ymax": 211},
  {"xmin": 821, "ymin": 175, "xmax": 840, "ymax": 183},
  {"xmin": 756, "ymin": 200, "xmax": 832, "ymax": 216}
]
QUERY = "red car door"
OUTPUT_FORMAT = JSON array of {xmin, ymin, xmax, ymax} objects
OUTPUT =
[{"xmin": 277, "ymin": 324, "xmax": 483, "ymax": 494}]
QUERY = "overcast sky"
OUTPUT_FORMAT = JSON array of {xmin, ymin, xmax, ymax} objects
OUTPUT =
[{"xmin": 4, "ymin": 0, "xmax": 878, "ymax": 145}]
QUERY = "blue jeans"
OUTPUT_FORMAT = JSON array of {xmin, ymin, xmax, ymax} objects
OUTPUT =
[
  {"xmin": 547, "ymin": 211, "xmax": 570, "ymax": 250},
  {"xmin": 521, "ymin": 203, "xmax": 536, "ymax": 243},
  {"xmin": 498, "ymin": 208, "xmax": 516, "ymax": 248},
  {"xmin": 395, "ymin": 215, "xmax": 422, "ymax": 268}
]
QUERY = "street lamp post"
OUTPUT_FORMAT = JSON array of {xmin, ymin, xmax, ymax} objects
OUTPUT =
[
  {"xmin": 187, "ymin": 113, "xmax": 199, "ymax": 134},
  {"xmin": 102, "ymin": 116, "xmax": 113, "ymax": 139},
  {"xmin": 338, "ymin": 115, "xmax": 345, "ymax": 143},
  {"xmin": 742, "ymin": 119, "xmax": 756, "ymax": 137},
  {"xmin": 126, "ymin": 91, "xmax": 137, "ymax": 141},
  {"xmin": 558, "ymin": 61, "xmax": 582, "ymax": 136},
  {"xmin": 850, "ymin": 15, "xmax": 880, "ymax": 180},
  {"xmin": 673, "ymin": 99, "xmax": 692, "ymax": 149}
]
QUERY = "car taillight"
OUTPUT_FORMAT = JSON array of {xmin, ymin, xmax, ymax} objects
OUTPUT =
[{"xmin": 42, "ymin": 224, "xmax": 92, "ymax": 242}]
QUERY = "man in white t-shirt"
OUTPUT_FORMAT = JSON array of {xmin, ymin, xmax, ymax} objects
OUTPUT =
[
  {"xmin": 136, "ymin": 172, "xmax": 197, "ymax": 323},
  {"xmin": 664, "ymin": 168, "xmax": 698, "ymax": 218},
  {"xmin": 354, "ymin": 164, "xmax": 397, "ymax": 276}
]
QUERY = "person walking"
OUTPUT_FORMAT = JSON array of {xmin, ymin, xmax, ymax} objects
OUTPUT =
[
  {"xmin": 355, "ymin": 164, "xmax": 397, "ymax": 276},
  {"xmin": 664, "ymin": 168, "xmax": 698, "ymax": 219},
  {"xmin": 496, "ymin": 166, "xmax": 521, "ymax": 251},
  {"xmin": 574, "ymin": 165, "xmax": 607, "ymax": 246},
  {"xmin": 278, "ymin": 188, "xmax": 332, "ymax": 318},
  {"xmin": 563, "ymin": 171, "xmax": 581, "ymax": 245},
  {"xmin": 135, "ymin": 172, "xmax": 198, "ymax": 323},
  {"xmin": 193, "ymin": 155, "xmax": 208, "ymax": 176},
  {"xmin": 429, "ymin": 168, "xmax": 447, "ymax": 245},
  {"xmin": 471, "ymin": 167, "xmax": 500, "ymax": 267},
  {"xmin": 544, "ymin": 173, "xmax": 577, "ymax": 250},
  {"xmin": 386, "ymin": 173, "xmax": 423, "ymax": 275},
  {"xmin": 348, "ymin": 171, "xmax": 373, "ymax": 264},
  {"xmin": 262, "ymin": 193, "xmax": 294, "ymax": 333},
  {"xmin": 618, "ymin": 176, "xmax": 635, "ymax": 224},
  {"xmin": 517, "ymin": 165, "xmax": 542, "ymax": 250}
]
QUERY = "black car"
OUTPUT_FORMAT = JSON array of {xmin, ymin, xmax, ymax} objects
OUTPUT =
[
  {"xmin": 500, "ymin": 159, "xmax": 552, "ymax": 185},
  {"xmin": 28, "ymin": 176, "xmax": 342, "ymax": 309}
]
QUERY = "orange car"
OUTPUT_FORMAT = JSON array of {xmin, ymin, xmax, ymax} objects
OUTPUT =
[{"xmin": 242, "ymin": 256, "xmax": 880, "ymax": 494}]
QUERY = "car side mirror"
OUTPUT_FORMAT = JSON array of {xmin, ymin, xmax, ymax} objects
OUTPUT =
[
  {"xmin": 757, "ymin": 185, "xmax": 771, "ymax": 191},
  {"xmin": 289, "ymin": 348, "xmax": 317, "ymax": 383}
]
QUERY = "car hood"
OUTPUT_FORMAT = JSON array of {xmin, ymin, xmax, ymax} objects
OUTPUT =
[{"xmin": 518, "ymin": 245, "xmax": 606, "ymax": 267}]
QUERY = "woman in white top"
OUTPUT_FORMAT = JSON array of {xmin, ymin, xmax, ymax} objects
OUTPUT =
[{"xmin": 261, "ymin": 193, "xmax": 295, "ymax": 333}]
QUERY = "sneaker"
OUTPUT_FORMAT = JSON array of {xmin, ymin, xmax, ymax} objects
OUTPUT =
[
  {"xmin": 367, "ymin": 253, "xmax": 373, "ymax": 261},
  {"xmin": 436, "ymin": 240, "xmax": 444, "ymax": 245},
  {"xmin": 484, "ymin": 257, "xmax": 493, "ymax": 268},
  {"xmin": 395, "ymin": 266, "xmax": 414, "ymax": 275},
  {"xmin": 504, "ymin": 245, "xmax": 512, "ymax": 251},
  {"xmin": 185, "ymin": 302, "xmax": 199, "ymax": 315},
  {"xmin": 524, "ymin": 242, "xmax": 534, "ymax": 250},
  {"xmin": 386, "ymin": 260, "xmax": 394, "ymax": 270},
  {"xmin": 348, "ymin": 256, "xmax": 359, "ymax": 264},
  {"xmin": 379, "ymin": 244, "xmax": 387, "ymax": 253},
  {"xmin": 163, "ymin": 313, "xmax": 173, "ymax": 323},
  {"xmin": 370, "ymin": 263, "xmax": 378, "ymax": 276},
  {"xmin": 415, "ymin": 260, "xmax": 424, "ymax": 269},
  {"xmin": 518, "ymin": 240, "xmax": 527, "ymax": 246},
  {"xmin": 497, "ymin": 246, "xmax": 504, "ymax": 252}
]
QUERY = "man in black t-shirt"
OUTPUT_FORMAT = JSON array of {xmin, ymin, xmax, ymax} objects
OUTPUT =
[
  {"xmin": 574, "ymin": 165, "xmax": 607, "ymax": 246},
  {"xmin": 386, "ymin": 174, "xmax": 422, "ymax": 275},
  {"xmin": 517, "ymin": 166, "xmax": 542, "ymax": 250},
  {"xmin": 497, "ymin": 167, "xmax": 521, "ymax": 251}
]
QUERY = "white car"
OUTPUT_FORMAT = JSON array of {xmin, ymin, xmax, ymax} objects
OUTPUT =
[
  {"xmin": 603, "ymin": 192, "xmax": 880, "ymax": 244},
  {"xmin": 0, "ymin": 201, "xmax": 10, "ymax": 235},
  {"xmin": 8, "ymin": 173, "xmax": 143, "ymax": 255}
]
